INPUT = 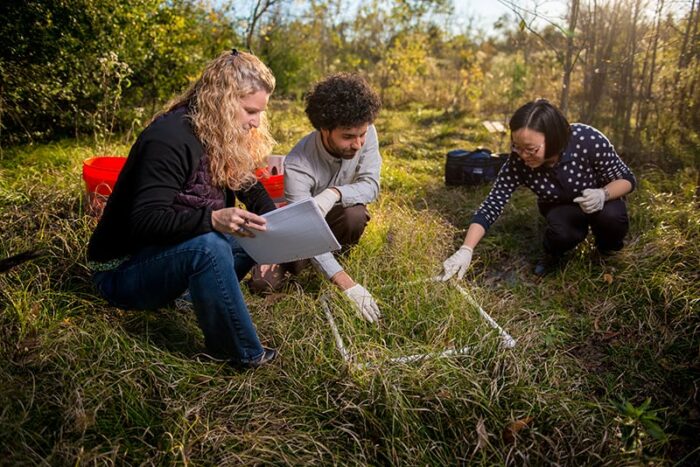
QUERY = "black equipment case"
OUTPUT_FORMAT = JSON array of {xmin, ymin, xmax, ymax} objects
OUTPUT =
[{"xmin": 444, "ymin": 148, "xmax": 508, "ymax": 186}]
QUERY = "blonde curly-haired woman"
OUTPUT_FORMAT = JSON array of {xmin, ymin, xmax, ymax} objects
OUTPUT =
[{"xmin": 88, "ymin": 50, "xmax": 278, "ymax": 368}]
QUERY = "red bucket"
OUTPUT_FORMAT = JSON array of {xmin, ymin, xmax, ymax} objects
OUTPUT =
[
  {"xmin": 82, "ymin": 156, "xmax": 126, "ymax": 215},
  {"xmin": 256, "ymin": 168, "xmax": 286, "ymax": 207}
]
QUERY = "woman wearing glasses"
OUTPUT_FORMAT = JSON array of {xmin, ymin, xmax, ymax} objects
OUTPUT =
[
  {"xmin": 438, "ymin": 99, "xmax": 635, "ymax": 278},
  {"xmin": 87, "ymin": 50, "xmax": 279, "ymax": 368}
]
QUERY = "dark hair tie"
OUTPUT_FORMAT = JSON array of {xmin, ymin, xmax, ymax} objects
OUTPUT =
[{"xmin": 231, "ymin": 48, "xmax": 239, "ymax": 56}]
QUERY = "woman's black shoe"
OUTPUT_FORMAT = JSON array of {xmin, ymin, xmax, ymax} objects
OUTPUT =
[{"xmin": 533, "ymin": 254, "xmax": 563, "ymax": 277}]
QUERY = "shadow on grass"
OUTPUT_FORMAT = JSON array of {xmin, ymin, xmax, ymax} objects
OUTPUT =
[
  {"xmin": 427, "ymin": 130, "xmax": 471, "ymax": 146},
  {"xmin": 117, "ymin": 306, "xmax": 208, "ymax": 359},
  {"xmin": 414, "ymin": 109, "xmax": 469, "ymax": 127},
  {"xmin": 411, "ymin": 183, "xmax": 544, "ymax": 261}
]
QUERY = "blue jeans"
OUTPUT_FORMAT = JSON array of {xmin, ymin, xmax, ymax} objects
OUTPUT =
[{"xmin": 92, "ymin": 232, "xmax": 264, "ymax": 364}]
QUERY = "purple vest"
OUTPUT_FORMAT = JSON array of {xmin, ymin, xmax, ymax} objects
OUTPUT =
[{"xmin": 173, "ymin": 154, "xmax": 225, "ymax": 210}]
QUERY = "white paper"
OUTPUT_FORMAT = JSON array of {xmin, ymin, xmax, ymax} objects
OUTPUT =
[{"xmin": 236, "ymin": 198, "xmax": 341, "ymax": 264}]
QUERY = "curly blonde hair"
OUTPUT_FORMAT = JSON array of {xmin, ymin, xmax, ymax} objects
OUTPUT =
[{"xmin": 157, "ymin": 50, "xmax": 276, "ymax": 190}]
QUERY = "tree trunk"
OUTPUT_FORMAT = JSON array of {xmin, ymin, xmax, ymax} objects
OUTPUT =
[
  {"xmin": 633, "ymin": 31, "xmax": 651, "ymax": 142},
  {"xmin": 559, "ymin": 0, "xmax": 580, "ymax": 116},
  {"xmin": 676, "ymin": 0, "xmax": 698, "ymax": 123},
  {"xmin": 582, "ymin": 0, "xmax": 621, "ymax": 123},
  {"xmin": 636, "ymin": 0, "xmax": 664, "ymax": 137},
  {"xmin": 620, "ymin": 0, "xmax": 642, "ymax": 151}
]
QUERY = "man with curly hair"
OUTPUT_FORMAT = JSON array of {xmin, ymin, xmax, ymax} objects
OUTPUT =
[{"xmin": 284, "ymin": 73, "xmax": 383, "ymax": 323}]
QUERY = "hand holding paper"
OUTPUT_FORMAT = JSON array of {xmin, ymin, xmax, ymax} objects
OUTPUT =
[
  {"xmin": 235, "ymin": 198, "xmax": 341, "ymax": 264},
  {"xmin": 212, "ymin": 207, "xmax": 266, "ymax": 237}
]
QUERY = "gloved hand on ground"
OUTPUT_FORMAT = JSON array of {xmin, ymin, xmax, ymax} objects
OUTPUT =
[
  {"xmin": 436, "ymin": 245, "xmax": 473, "ymax": 281},
  {"xmin": 344, "ymin": 284, "xmax": 381, "ymax": 323}
]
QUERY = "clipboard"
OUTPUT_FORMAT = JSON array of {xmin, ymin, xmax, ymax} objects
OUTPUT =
[{"xmin": 236, "ymin": 198, "xmax": 341, "ymax": 264}]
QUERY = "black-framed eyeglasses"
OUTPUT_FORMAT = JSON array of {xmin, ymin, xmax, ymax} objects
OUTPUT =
[{"xmin": 511, "ymin": 142, "xmax": 544, "ymax": 157}]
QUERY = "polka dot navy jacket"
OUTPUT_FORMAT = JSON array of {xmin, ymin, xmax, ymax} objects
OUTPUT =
[{"xmin": 472, "ymin": 123, "xmax": 636, "ymax": 230}]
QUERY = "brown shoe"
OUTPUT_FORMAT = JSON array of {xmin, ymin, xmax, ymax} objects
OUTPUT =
[{"xmin": 248, "ymin": 264, "xmax": 285, "ymax": 294}]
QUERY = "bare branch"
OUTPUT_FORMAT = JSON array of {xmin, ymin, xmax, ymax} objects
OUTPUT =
[
  {"xmin": 246, "ymin": 0, "xmax": 281, "ymax": 50},
  {"xmin": 496, "ymin": 0, "xmax": 566, "ymax": 59}
]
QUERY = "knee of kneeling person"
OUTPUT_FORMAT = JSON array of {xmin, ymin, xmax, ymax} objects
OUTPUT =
[
  {"xmin": 597, "ymin": 204, "xmax": 629, "ymax": 226},
  {"xmin": 196, "ymin": 231, "xmax": 231, "ymax": 251},
  {"xmin": 548, "ymin": 223, "xmax": 588, "ymax": 246},
  {"xmin": 190, "ymin": 232, "xmax": 233, "ymax": 267},
  {"xmin": 342, "ymin": 205, "xmax": 370, "ymax": 230}
]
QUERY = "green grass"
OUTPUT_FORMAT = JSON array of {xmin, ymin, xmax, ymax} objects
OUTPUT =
[{"xmin": 1, "ymin": 103, "xmax": 698, "ymax": 465}]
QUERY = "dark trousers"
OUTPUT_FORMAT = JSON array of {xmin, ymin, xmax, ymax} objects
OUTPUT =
[
  {"xmin": 538, "ymin": 199, "xmax": 629, "ymax": 256},
  {"xmin": 325, "ymin": 204, "xmax": 370, "ymax": 248},
  {"xmin": 284, "ymin": 204, "xmax": 370, "ymax": 275}
]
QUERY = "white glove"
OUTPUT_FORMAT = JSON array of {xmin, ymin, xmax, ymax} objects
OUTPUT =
[
  {"xmin": 436, "ymin": 245, "xmax": 473, "ymax": 281},
  {"xmin": 344, "ymin": 284, "xmax": 381, "ymax": 323},
  {"xmin": 313, "ymin": 188, "xmax": 340, "ymax": 217},
  {"xmin": 573, "ymin": 188, "xmax": 607, "ymax": 213}
]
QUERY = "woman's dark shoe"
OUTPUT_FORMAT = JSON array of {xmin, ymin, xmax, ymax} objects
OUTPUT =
[
  {"xmin": 245, "ymin": 347, "xmax": 278, "ymax": 369},
  {"xmin": 533, "ymin": 254, "xmax": 563, "ymax": 277}
]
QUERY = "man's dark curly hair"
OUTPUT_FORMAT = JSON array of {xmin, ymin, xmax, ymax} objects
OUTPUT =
[{"xmin": 305, "ymin": 73, "xmax": 381, "ymax": 131}]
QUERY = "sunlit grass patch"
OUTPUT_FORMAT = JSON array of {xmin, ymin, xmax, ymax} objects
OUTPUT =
[
  {"xmin": 322, "ymin": 280, "xmax": 498, "ymax": 366},
  {"xmin": 347, "ymin": 202, "xmax": 453, "ymax": 281},
  {"xmin": 315, "ymin": 204, "xmax": 511, "ymax": 367}
]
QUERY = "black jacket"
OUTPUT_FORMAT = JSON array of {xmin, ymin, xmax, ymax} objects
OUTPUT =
[{"xmin": 88, "ymin": 109, "xmax": 275, "ymax": 262}]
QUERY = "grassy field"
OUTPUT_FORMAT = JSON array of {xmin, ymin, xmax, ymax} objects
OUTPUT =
[{"xmin": 1, "ymin": 103, "xmax": 698, "ymax": 465}]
